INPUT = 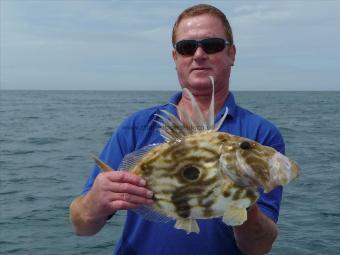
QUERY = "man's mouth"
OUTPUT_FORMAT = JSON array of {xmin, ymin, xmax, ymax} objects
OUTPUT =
[{"xmin": 191, "ymin": 67, "xmax": 210, "ymax": 71}]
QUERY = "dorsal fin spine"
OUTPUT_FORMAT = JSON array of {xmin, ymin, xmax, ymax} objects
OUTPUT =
[
  {"xmin": 214, "ymin": 106, "xmax": 229, "ymax": 131},
  {"xmin": 159, "ymin": 110, "xmax": 188, "ymax": 136},
  {"xmin": 156, "ymin": 112, "xmax": 186, "ymax": 139},
  {"xmin": 170, "ymin": 103, "xmax": 198, "ymax": 133},
  {"xmin": 207, "ymin": 76, "xmax": 215, "ymax": 129},
  {"xmin": 183, "ymin": 88, "xmax": 207, "ymax": 131},
  {"xmin": 154, "ymin": 116, "xmax": 182, "ymax": 142}
]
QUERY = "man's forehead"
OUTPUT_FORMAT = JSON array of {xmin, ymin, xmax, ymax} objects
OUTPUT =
[
  {"xmin": 176, "ymin": 14, "xmax": 226, "ymax": 39},
  {"xmin": 177, "ymin": 14, "xmax": 222, "ymax": 28}
]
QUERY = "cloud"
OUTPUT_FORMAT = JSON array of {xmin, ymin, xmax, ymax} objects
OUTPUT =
[{"xmin": 1, "ymin": 0, "xmax": 339, "ymax": 90}]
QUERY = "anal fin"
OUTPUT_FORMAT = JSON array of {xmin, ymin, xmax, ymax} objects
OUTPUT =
[
  {"xmin": 174, "ymin": 218, "xmax": 200, "ymax": 234},
  {"xmin": 222, "ymin": 206, "xmax": 247, "ymax": 226}
]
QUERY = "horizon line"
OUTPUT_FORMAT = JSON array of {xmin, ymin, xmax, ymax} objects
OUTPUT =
[{"xmin": 1, "ymin": 88, "xmax": 340, "ymax": 92}]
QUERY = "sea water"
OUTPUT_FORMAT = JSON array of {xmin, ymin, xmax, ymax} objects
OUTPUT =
[{"xmin": 1, "ymin": 90, "xmax": 339, "ymax": 254}]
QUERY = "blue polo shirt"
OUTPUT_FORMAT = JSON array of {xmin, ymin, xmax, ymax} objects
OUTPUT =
[{"xmin": 82, "ymin": 92, "xmax": 284, "ymax": 255}]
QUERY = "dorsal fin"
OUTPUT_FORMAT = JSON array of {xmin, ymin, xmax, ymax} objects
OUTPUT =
[
  {"xmin": 170, "ymin": 103, "xmax": 198, "ymax": 133},
  {"xmin": 155, "ymin": 76, "xmax": 228, "ymax": 142}
]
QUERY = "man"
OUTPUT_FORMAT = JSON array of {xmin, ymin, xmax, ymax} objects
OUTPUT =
[{"xmin": 70, "ymin": 4, "xmax": 283, "ymax": 255}]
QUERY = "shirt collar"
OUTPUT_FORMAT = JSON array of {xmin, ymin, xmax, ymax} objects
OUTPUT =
[{"xmin": 167, "ymin": 91, "xmax": 237, "ymax": 121}]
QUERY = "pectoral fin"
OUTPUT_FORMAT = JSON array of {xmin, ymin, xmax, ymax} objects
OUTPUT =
[
  {"xmin": 174, "ymin": 218, "xmax": 200, "ymax": 234},
  {"xmin": 222, "ymin": 206, "xmax": 247, "ymax": 226}
]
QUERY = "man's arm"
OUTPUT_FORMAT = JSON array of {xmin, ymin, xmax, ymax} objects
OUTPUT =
[
  {"xmin": 233, "ymin": 204, "xmax": 278, "ymax": 255},
  {"xmin": 70, "ymin": 195, "xmax": 108, "ymax": 236},
  {"xmin": 69, "ymin": 171, "xmax": 154, "ymax": 236}
]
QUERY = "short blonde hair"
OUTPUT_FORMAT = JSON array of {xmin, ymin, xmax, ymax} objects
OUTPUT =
[{"xmin": 172, "ymin": 4, "xmax": 234, "ymax": 46}]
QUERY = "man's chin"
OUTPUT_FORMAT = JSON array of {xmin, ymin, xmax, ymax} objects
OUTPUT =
[
  {"xmin": 186, "ymin": 79, "xmax": 214, "ymax": 95},
  {"xmin": 189, "ymin": 76, "xmax": 212, "ymax": 86}
]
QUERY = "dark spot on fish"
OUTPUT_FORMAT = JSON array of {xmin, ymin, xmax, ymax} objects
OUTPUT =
[
  {"xmin": 217, "ymin": 133, "xmax": 229, "ymax": 142},
  {"xmin": 172, "ymin": 147, "xmax": 192, "ymax": 160},
  {"xmin": 140, "ymin": 163, "xmax": 153, "ymax": 177},
  {"xmin": 203, "ymin": 206, "xmax": 214, "ymax": 217},
  {"xmin": 172, "ymin": 188, "xmax": 191, "ymax": 219},
  {"xmin": 223, "ymin": 189, "xmax": 231, "ymax": 197},
  {"xmin": 172, "ymin": 195, "xmax": 191, "ymax": 204},
  {"xmin": 201, "ymin": 188, "xmax": 215, "ymax": 200},
  {"xmin": 245, "ymin": 189, "xmax": 259, "ymax": 203},
  {"xmin": 170, "ymin": 145, "xmax": 219, "ymax": 164},
  {"xmin": 172, "ymin": 187, "xmax": 204, "ymax": 200},
  {"xmin": 232, "ymin": 188, "xmax": 244, "ymax": 201},
  {"xmin": 240, "ymin": 141, "xmax": 251, "ymax": 150},
  {"xmin": 178, "ymin": 209, "xmax": 190, "ymax": 218},
  {"xmin": 163, "ymin": 143, "xmax": 180, "ymax": 156},
  {"xmin": 245, "ymin": 157, "xmax": 269, "ymax": 184},
  {"xmin": 201, "ymin": 147, "xmax": 220, "ymax": 158},
  {"xmin": 182, "ymin": 166, "xmax": 200, "ymax": 180},
  {"xmin": 183, "ymin": 156, "xmax": 218, "ymax": 164},
  {"xmin": 202, "ymin": 199, "xmax": 214, "ymax": 208}
]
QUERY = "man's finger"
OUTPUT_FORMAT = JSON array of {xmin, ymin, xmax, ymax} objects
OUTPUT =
[
  {"xmin": 110, "ymin": 200, "xmax": 141, "ymax": 211},
  {"xmin": 106, "ymin": 171, "xmax": 146, "ymax": 187},
  {"xmin": 107, "ymin": 182, "xmax": 153, "ymax": 199},
  {"xmin": 112, "ymin": 193, "xmax": 154, "ymax": 205}
]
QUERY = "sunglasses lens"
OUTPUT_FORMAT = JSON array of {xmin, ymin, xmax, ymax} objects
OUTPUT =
[
  {"xmin": 201, "ymin": 38, "xmax": 226, "ymax": 54},
  {"xmin": 175, "ymin": 38, "xmax": 228, "ymax": 56},
  {"xmin": 175, "ymin": 40, "xmax": 198, "ymax": 56}
]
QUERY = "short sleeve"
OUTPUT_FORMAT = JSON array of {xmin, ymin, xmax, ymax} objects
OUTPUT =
[{"xmin": 81, "ymin": 117, "xmax": 135, "ymax": 195}]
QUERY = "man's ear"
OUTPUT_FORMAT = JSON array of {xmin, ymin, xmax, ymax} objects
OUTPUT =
[
  {"xmin": 172, "ymin": 50, "xmax": 179, "ymax": 70},
  {"xmin": 172, "ymin": 49, "xmax": 177, "ymax": 61},
  {"xmin": 228, "ymin": 45, "xmax": 236, "ymax": 66}
]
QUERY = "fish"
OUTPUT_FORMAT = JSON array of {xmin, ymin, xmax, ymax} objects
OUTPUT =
[{"xmin": 93, "ymin": 76, "xmax": 299, "ymax": 234}]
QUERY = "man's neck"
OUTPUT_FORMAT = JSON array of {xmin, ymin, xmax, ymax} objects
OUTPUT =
[{"xmin": 178, "ymin": 87, "xmax": 229, "ymax": 118}]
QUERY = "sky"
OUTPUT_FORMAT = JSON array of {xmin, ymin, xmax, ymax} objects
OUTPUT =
[{"xmin": 1, "ymin": 0, "xmax": 339, "ymax": 91}]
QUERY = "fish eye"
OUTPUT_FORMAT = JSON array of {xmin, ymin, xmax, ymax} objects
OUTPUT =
[
  {"xmin": 240, "ymin": 141, "xmax": 251, "ymax": 150},
  {"xmin": 182, "ymin": 166, "xmax": 200, "ymax": 181}
]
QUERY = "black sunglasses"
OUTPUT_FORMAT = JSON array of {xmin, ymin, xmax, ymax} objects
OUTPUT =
[{"xmin": 175, "ymin": 38, "xmax": 230, "ymax": 56}]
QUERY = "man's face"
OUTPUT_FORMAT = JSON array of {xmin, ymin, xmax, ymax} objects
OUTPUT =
[{"xmin": 173, "ymin": 14, "xmax": 236, "ymax": 96}]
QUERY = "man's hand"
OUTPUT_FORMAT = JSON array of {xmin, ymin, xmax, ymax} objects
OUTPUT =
[
  {"xmin": 85, "ymin": 171, "xmax": 154, "ymax": 218},
  {"xmin": 233, "ymin": 204, "xmax": 278, "ymax": 255},
  {"xmin": 69, "ymin": 171, "xmax": 153, "ymax": 236}
]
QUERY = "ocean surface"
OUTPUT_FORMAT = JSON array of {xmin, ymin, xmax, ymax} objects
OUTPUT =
[{"xmin": 1, "ymin": 90, "xmax": 339, "ymax": 255}]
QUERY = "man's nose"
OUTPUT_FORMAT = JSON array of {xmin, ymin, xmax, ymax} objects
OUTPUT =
[{"xmin": 193, "ymin": 46, "xmax": 208, "ymax": 59}]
